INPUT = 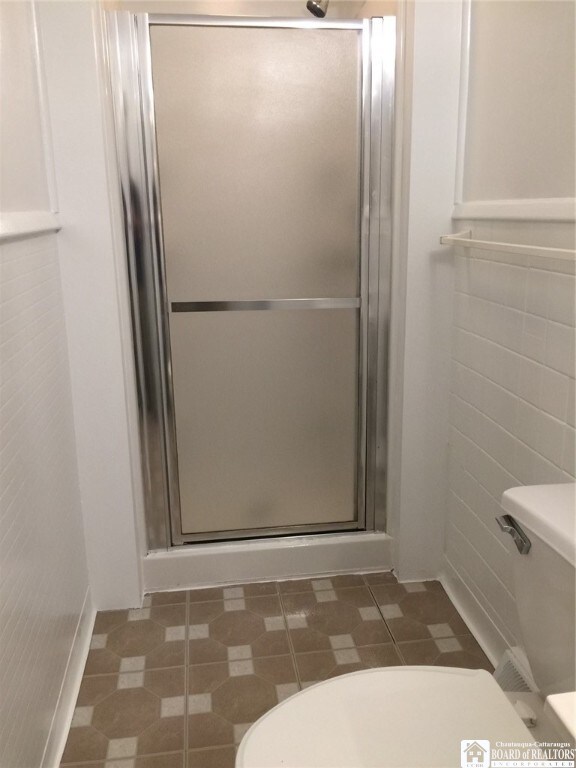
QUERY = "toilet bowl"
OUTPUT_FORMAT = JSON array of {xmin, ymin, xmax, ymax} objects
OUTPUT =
[{"xmin": 237, "ymin": 484, "xmax": 576, "ymax": 767}]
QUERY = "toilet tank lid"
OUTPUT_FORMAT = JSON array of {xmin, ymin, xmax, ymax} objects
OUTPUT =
[{"xmin": 501, "ymin": 484, "xmax": 576, "ymax": 566}]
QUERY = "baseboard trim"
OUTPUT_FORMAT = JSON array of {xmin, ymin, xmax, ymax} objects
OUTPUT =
[
  {"xmin": 144, "ymin": 531, "xmax": 392, "ymax": 593},
  {"xmin": 41, "ymin": 587, "xmax": 95, "ymax": 768},
  {"xmin": 439, "ymin": 556, "xmax": 513, "ymax": 668},
  {"xmin": 453, "ymin": 198, "xmax": 576, "ymax": 222}
]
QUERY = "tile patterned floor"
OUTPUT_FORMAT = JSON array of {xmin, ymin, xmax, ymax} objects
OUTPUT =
[{"xmin": 61, "ymin": 572, "xmax": 492, "ymax": 768}]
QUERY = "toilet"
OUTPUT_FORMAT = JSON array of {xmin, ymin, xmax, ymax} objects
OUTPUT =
[{"xmin": 237, "ymin": 484, "xmax": 576, "ymax": 767}]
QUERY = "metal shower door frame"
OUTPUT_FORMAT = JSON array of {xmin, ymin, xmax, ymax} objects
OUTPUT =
[{"xmin": 106, "ymin": 12, "xmax": 395, "ymax": 549}]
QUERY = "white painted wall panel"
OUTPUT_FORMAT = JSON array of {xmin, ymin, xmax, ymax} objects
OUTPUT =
[
  {"xmin": 463, "ymin": 1, "xmax": 575, "ymax": 201},
  {"xmin": 0, "ymin": 2, "xmax": 50, "ymax": 212}
]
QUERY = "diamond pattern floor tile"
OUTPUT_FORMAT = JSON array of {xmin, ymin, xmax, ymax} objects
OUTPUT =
[
  {"xmin": 397, "ymin": 635, "xmax": 493, "ymax": 671},
  {"xmin": 370, "ymin": 580, "xmax": 472, "ymax": 641},
  {"xmin": 61, "ymin": 571, "xmax": 494, "ymax": 766}
]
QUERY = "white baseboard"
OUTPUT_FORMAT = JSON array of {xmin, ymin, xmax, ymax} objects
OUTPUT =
[
  {"xmin": 41, "ymin": 588, "xmax": 95, "ymax": 768},
  {"xmin": 440, "ymin": 556, "xmax": 513, "ymax": 668},
  {"xmin": 144, "ymin": 531, "xmax": 392, "ymax": 593},
  {"xmin": 452, "ymin": 198, "xmax": 576, "ymax": 222}
]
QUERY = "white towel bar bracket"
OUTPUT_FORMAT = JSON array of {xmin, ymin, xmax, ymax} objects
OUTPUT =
[{"xmin": 440, "ymin": 230, "xmax": 576, "ymax": 261}]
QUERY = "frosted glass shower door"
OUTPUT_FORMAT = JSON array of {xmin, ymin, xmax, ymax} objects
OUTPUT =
[{"xmin": 149, "ymin": 22, "xmax": 365, "ymax": 539}]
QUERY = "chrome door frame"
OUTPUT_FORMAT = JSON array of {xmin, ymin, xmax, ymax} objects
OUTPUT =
[{"xmin": 106, "ymin": 12, "xmax": 395, "ymax": 549}]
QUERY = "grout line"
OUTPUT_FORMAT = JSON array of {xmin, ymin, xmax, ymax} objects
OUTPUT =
[
  {"xmin": 61, "ymin": 753, "xmax": 186, "ymax": 767},
  {"xmin": 366, "ymin": 583, "xmax": 405, "ymax": 660},
  {"xmin": 453, "ymin": 326, "xmax": 575, "ymax": 391},
  {"xmin": 188, "ymin": 651, "xmax": 300, "ymax": 669},
  {"xmin": 82, "ymin": 664, "xmax": 185, "ymax": 678},
  {"xmin": 452, "ymin": 358, "xmax": 571, "ymax": 431},
  {"xmin": 278, "ymin": 590, "xmax": 303, "ymax": 690},
  {"xmin": 452, "ymin": 311, "xmax": 575, "ymax": 379}
]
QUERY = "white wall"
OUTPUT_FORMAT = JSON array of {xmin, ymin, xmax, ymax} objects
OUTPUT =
[
  {"xmin": 0, "ymin": 3, "xmax": 93, "ymax": 766},
  {"xmin": 0, "ymin": 2, "xmax": 50, "ymax": 212},
  {"xmin": 442, "ymin": 0, "xmax": 576, "ymax": 666},
  {"xmin": 463, "ymin": 0, "xmax": 575, "ymax": 202},
  {"xmin": 37, "ymin": 0, "xmax": 144, "ymax": 611},
  {"xmin": 388, "ymin": 0, "xmax": 463, "ymax": 580}
]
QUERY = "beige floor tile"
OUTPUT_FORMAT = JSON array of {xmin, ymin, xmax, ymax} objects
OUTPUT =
[
  {"xmin": 188, "ymin": 746, "xmax": 236, "ymax": 768},
  {"xmin": 281, "ymin": 588, "xmax": 390, "ymax": 654},
  {"xmin": 397, "ymin": 635, "xmax": 493, "ymax": 671},
  {"xmin": 61, "ymin": 668, "xmax": 185, "ymax": 763},
  {"xmin": 370, "ymin": 581, "xmax": 471, "ymax": 641},
  {"xmin": 63, "ymin": 571, "xmax": 495, "ymax": 764},
  {"xmin": 188, "ymin": 712, "xmax": 234, "ymax": 750},
  {"xmin": 294, "ymin": 643, "xmax": 403, "ymax": 685},
  {"xmin": 146, "ymin": 590, "xmax": 187, "ymax": 606},
  {"xmin": 188, "ymin": 598, "xmax": 290, "ymax": 666},
  {"xmin": 363, "ymin": 571, "xmax": 398, "ymax": 586},
  {"xmin": 85, "ymin": 602, "xmax": 187, "ymax": 676}
]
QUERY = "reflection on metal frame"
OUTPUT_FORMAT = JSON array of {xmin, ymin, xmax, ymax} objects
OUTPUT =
[
  {"xmin": 106, "ymin": 13, "xmax": 395, "ymax": 549},
  {"xmin": 171, "ymin": 298, "xmax": 361, "ymax": 313},
  {"xmin": 374, "ymin": 18, "xmax": 396, "ymax": 532},
  {"xmin": 106, "ymin": 12, "xmax": 172, "ymax": 550},
  {"xmin": 135, "ymin": 14, "xmax": 185, "ymax": 550}
]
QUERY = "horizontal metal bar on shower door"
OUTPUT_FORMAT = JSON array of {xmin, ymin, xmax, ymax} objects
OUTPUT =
[
  {"xmin": 171, "ymin": 298, "xmax": 362, "ymax": 312},
  {"xmin": 147, "ymin": 15, "xmax": 364, "ymax": 30}
]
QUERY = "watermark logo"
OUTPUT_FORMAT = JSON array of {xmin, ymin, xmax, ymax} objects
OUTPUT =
[
  {"xmin": 460, "ymin": 740, "xmax": 575, "ymax": 768},
  {"xmin": 461, "ymin": 740, "xmax": 491, "ymax": 768}
]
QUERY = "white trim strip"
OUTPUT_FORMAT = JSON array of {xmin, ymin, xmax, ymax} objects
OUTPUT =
[
  {"xmin": 453, "ymin": 0, "xmax": 471, "ymax": 206},
  {"xmin": 440, "ymin": 230, "xmax": 576, "ymax": 261},
  {"xmin": 452, "ymin": 198, "xmax": 576, "ymax": 222},
  {"xmin": 40, "ymin": 588, "xmax": 95, "ymax": 768},
  {"xmin": 0, "ymin": 211, "xmax": 61, "ymax": 243}
]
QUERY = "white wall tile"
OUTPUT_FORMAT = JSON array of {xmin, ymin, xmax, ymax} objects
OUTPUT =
[
  {"xmin": 450, "ymin": 395, "xmax": 518, "ymax": 470},
  {"xmin": 511, "ymin": 439, "xmax": 570, "ymax": 485},
  {"xmin": 448, "ymin": 460, "xmax": 503, "ymax": 528},
  {"xmin": 567, "ymin": 378, "xmax": 575, "ymax": 428},
  {"xmin": 562, "ymin": 426, "xmax": 575, "ymax": 475},
  {"xmin": 445, "ymin": 523, "xmax": 520, "ymax": 641},
  {"xmin": 449, "ymin": 428, "xmax": 518, "ymax": 501},
  {"xmin": 521, "ymin": 314, "xmax": 548, "ymax": 364},
  {"xmin": 454, "ymin": 255, "xmax": 469, "ymax": 293},
  {"xmin": 546, "ymin": 321, "xmax": 575, "ymax": 377},
  {"xmin": 539, "ymin": 367, "xmax": 570, "ymax": 421},
  {"xmin": 447, "ymin": 491, "xmax": 513, "ymax": 592},
  {"xmin": 0, "ymin": 236, "xmax": 89, "ymax": 768},
  {"xmin": 524, "ymin": 268, "xmax": 549, "ymax": 318},
  {"xmin": 447, "ymin": 220, "xmax": 575, "ymax": 664},
  {"xmin": 547, "ymin": 272, "xmax": 576, "ymax": 327},
  {"xmin": 514, "ymin": 400, "xmax": 566, "ymax": 468}
]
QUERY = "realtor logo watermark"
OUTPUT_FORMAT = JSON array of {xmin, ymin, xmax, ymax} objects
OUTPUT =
[{"xmin": 461, "ymin": 740, "xmax": 575, "ymax": 768}]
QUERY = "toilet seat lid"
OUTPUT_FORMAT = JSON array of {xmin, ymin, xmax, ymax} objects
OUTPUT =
[{"xmin": 237, "ymin": 666, "xmax": 535, "ymax": 768}]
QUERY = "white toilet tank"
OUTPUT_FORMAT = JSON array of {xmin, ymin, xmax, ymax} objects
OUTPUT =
[{"xmin": 500, "ymin": 483, "xmax": 576, "ymax": 696}]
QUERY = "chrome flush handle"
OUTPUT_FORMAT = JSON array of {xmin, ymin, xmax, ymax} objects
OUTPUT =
[{"xmin": 496, "ymin": 515, "xmax": 532, "ymax": 555}]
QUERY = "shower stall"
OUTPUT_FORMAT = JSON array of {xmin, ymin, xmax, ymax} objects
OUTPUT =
[{"xmin": 107, "ymin": 13, "xmax": 395, "ymax": 548}]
